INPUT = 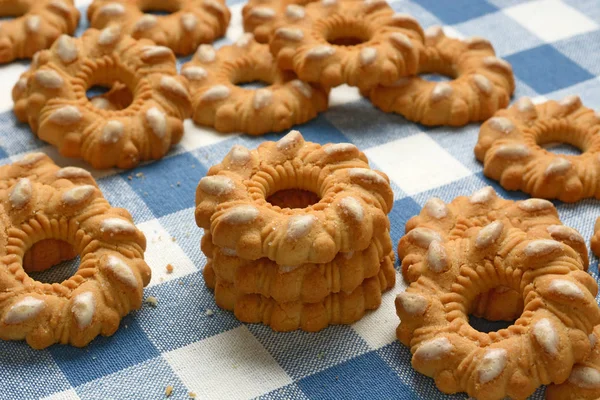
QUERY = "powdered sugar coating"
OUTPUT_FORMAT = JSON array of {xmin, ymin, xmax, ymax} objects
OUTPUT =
[{"xmin": 4, "ymin": 297, "xmax": 45, "ymax": 324}]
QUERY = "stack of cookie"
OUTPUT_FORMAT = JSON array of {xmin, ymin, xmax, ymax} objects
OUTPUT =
[{"xmin": 195, "ymin": 130, "xmax": 396, "ymax": 331}]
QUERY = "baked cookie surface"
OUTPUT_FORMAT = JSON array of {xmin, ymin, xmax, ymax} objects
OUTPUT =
[
  {"xmin": 12, "ymin": 28, "xmax": 192, "ymax": 169},
  {"xmin": 0, "ymin": 153, "xmax": 150, "ymax": 349}
]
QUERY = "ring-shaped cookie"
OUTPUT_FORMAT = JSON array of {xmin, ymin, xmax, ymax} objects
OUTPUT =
[
  {"xmin": 87, "ymin": 0, "xmax": 230, "ymax": 56},
  {"xmin": 203, "ymin": 248, "xmax": 395, "ymax": 332},
  {"xmin": 396, "ymin": 187, "xmax": 598, "ymax": 399},
  {"xmin": 0, "ymin": 153, "xmax": 150, "ymax": 349},
  {"xmin": 242, "ymin": 0, "xmax": 313, "ymax": 43},
  {"xmin": 269, "ymin": 0, "xmax": 425, "ymax": 89},
  {"xmin": 592, "ymin": 217, "xmax": 600, "ymax": 258},
  {"xmin": 201, "ymin": 231, "xmax": 393, "ymax": 303},
  {"xmin": 364, "ymin": 26, "xmax": 515, "ymax": 126},
  {"xmin": 547, "ymin": 325, "xmax": 600, "ymax": 399},
  {"xmin": 12, "ymin": 27, "xmax": 192, "ymax": 169},
  {"xmin": 182, "ymin": 34, "xmax": 329, "ymax": 135},
  {"xmin": 475, "ymin": 95, "xmax": 600, "ymax": 203},
  {"xmin": 0, "ymin": 0, "xmax": 79, "ymax": 63},
  {"xmin": 195, "ymin": 130, "xmax": 394, "ymax": 266}
]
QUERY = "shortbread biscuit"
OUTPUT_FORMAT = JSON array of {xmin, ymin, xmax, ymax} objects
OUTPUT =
[
  {"xmin": 204, "ymin": 251, "xmax": 395, "ymax": 332},
  {"xmin": 269, "ymin": 0, "xmax": 424, "ymax": 89},
  {"xmin": 592, "ymin": 217, "xmax": 600, "ymax": 258},
  {"xmin": 201, "ymin": 231, "xmax": 393, "ymax": 303},
  {"xmin": 182, "ymin": 34, "xmax": 328, "ymax": 135},
  {"xmin": 546, "ymin": 325, "xmax": 600, "ymax": 400},
  {"xmin": 475, "ymin": 95, "xmax": 600, "ymax": 203},
  {"xmin": 364, "ymin": 26, "xmax": 515, "ymax": 126},
  {"xmin": 395, "ymin": 187, "xmax": 598, "ymax": 399},
  {"xmin": 0, "ymin": 0, "xmax": 80, "ymax": 64},
  {"xmin": 12, "ymin": 28, "xmax": 191, "ymax": 169},
  {"xmin": 0, "ymin": 153, "xmax": 151, "ymax": 349},
  {"xmin": 87, "ymin": 0, "xmax": 230, "ymax": 56},
  {"xmin": 195, "ymin": 130, "xmax": 394, "ymax": 266}
]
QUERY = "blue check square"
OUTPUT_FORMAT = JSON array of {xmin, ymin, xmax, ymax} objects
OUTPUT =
[
  {"xmin": 413, "ymin": 0, "xmax": 498, "ymax": 24},
  {"xmin": 505, "ymin": 44, "xmax": 595, "ymax": 94}
]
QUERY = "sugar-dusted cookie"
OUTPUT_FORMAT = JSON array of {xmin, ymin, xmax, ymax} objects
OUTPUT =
[
  {"xmin": 0, "ymin": 0, "xmax": 80, "ymax": 63},
  {"xmin": 396, "ymin": 187, "xmax": 598, "ymax": 399},
  {"xmin": 269, "ymin": 0, "xmax": 424, "ymax": 89},
  {"xmin": 203, "ymin": 250, "xmax": 395, "ymax": 332},
  {"xmin": 12, "ymin": 28, "xmax": 191, "ymax": 169},
  {"xmin": 182, "ymin": 34, "xmax": 328, "ymax": 135},
  {"xmin": 363, "ymin": 26, "xmax": 515, "ymax": 126},
  {"xmin": 546, "ymin": 325, "xmax": 600, "ymax": 400},
  {"xmin": 0, "ymin": 153, "xmax": 150, "ymax": 349},
  {"xmin": 87, "ymin": 0, "xmax": 230, "ymax": 56},
  {"xmin": 195, "ymin": 130, "xmax": 394, "ymax": 266},
  {"xmin": 475, "ymin": 95, "xmax": 600, "ymax": 202}
]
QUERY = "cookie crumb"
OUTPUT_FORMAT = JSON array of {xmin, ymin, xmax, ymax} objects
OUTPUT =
[
  {"xmin": 145, "ymin": 296, "xmax": 158, "ymax": 307},
  {"xmin": 171, "ymin": 237, "xmax": 176, "ymax": 242},
  {"xmin": 166, "ymin": 264, "xmax": 174, "ymax": 273},
  {"xmin": 176, "ymin": 181, "xmax": 181, "ymax": 186},
  {"xmin": 165, "ymin": 385, "xmax": 173, "ymax": 397},
  {"xmin": 188, "ymin": 392, "xmax": 196, "ymax": 399},
  {"xmin": 136, "ymin": 172, "xmax": 144, "ymax": 178},
  {"xmin": 205, "ymin": 308, "xmax": 214, "ymax": 317},
  {"xmin": 127, "ymin": 175, "xmax": 133, "ymax": 180}
]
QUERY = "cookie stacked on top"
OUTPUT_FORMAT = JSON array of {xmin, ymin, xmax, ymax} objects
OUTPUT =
[{"xmin": 195, "ymin": 130, "xmax": 396, "ymax": 331}]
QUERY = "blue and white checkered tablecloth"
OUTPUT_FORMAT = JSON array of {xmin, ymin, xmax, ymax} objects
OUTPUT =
[{"xmin": 1, "ymin": 0, "xmax": 600, "ymax": 399}]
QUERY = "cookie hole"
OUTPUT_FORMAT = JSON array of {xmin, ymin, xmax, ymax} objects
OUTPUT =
[
  {"xmin": 139, "ymin": 1, "xmax": 179, "ymax": 15},
  {"xmin": 541, "ymin": 142, "xmax": 583, "ymax": 156},
  {"xmin": 23, "ymin": 239, "xmax": 80, "ymax": 284},
  {"xmin": 267, "ymin": 189, "xmax": 321, "ymax": 209},
  {"xmin": 235, "ymin": 80, "xmax": 271, "ymax": 90},
  {"xmin": 325, "ymin": 21, "xmax": 371, "ymax": 47},
  {"xmin": 419, "ymin": 73, "xmax": 452, "ymax": 83},
  {"xmin": 469, "ymin": 315, "xmax": 514, "ymax": 333},
  {"xmin": 534, "ymin": 124, "xmax": 590, "ymax": 155},
  {"xmin": 86, "ymin": 82, "xmax": 133, "ymax": 111},
  {"xmin": 467, "ymin": 286, "xmax": 522, "ymax": 333}
]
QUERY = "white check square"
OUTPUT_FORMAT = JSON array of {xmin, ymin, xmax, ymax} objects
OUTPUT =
[
  {"xmin": 164, "ymin": 326, "xmax": 293, "ymax": 399},
  {"xmin": 352, "ymin": 271, "xmax": 407, "ymax": 350},
  {"xmin": 136, "ymin": 219, "xmax": 198, "ymax": 287},
  {"xmin": 364, "ymin": 133, "xmax": 472, "ymax": 195},
  {"xmin": 504, "ymin": 0, "xmax": 598, "ymax": 42},
  {"xmin": 41, "ymin": 389, "xmax": 80, "ymax": 400}
]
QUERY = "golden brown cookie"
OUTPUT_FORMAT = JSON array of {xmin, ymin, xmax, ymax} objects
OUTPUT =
[
  {"xmin": 395, "ymin": 187, "xmax": 599, "ymax": 399},
  {"xmin": 546, "ymin": 325, "xmax": 600, "ymax": 400},
  {"xmin": 182, "ymin": 34, "xmax": 329, "ymax": 135},
  {"xmin": 12, "ymin": 28, "xmax": 191, "ymax": 169},
  {"xmin": 269, "ymin": 0, "xmax": 424, "ymax": 89},
  {"xmin": 201, "ymin": 231, "xmax": 393, "ymax": 303},
  {"xmin": 0, "ymin": 153, "xmax": 151, "ymax": 349},
  {"xmin": 195, "ymin": 130, "xmax": 394, "ymax": 266},
  {"xmin": 363, "ymin": 26, "xmax": 515, "ymax": 126},
  {"xmin": 592, "ymin": 217, "xmax": 600, "ymax": 258},
  {"xmin": 87, "ymin": 0, "xmax": 230, "ymax": 56},
  {"xmin": 203, "ymin": 250, "xmax": 395, "ymax": 332},
  {"xmin": 0, "ymin": 0, "xmax": 79, "ymax": 63},
  {"xmin": 242, "ymin": 0, "xmax": 315, "ymax": 43},
  {"xmin": 475, "ymin": 95, "xmax": 600, "ymax": 203}
]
